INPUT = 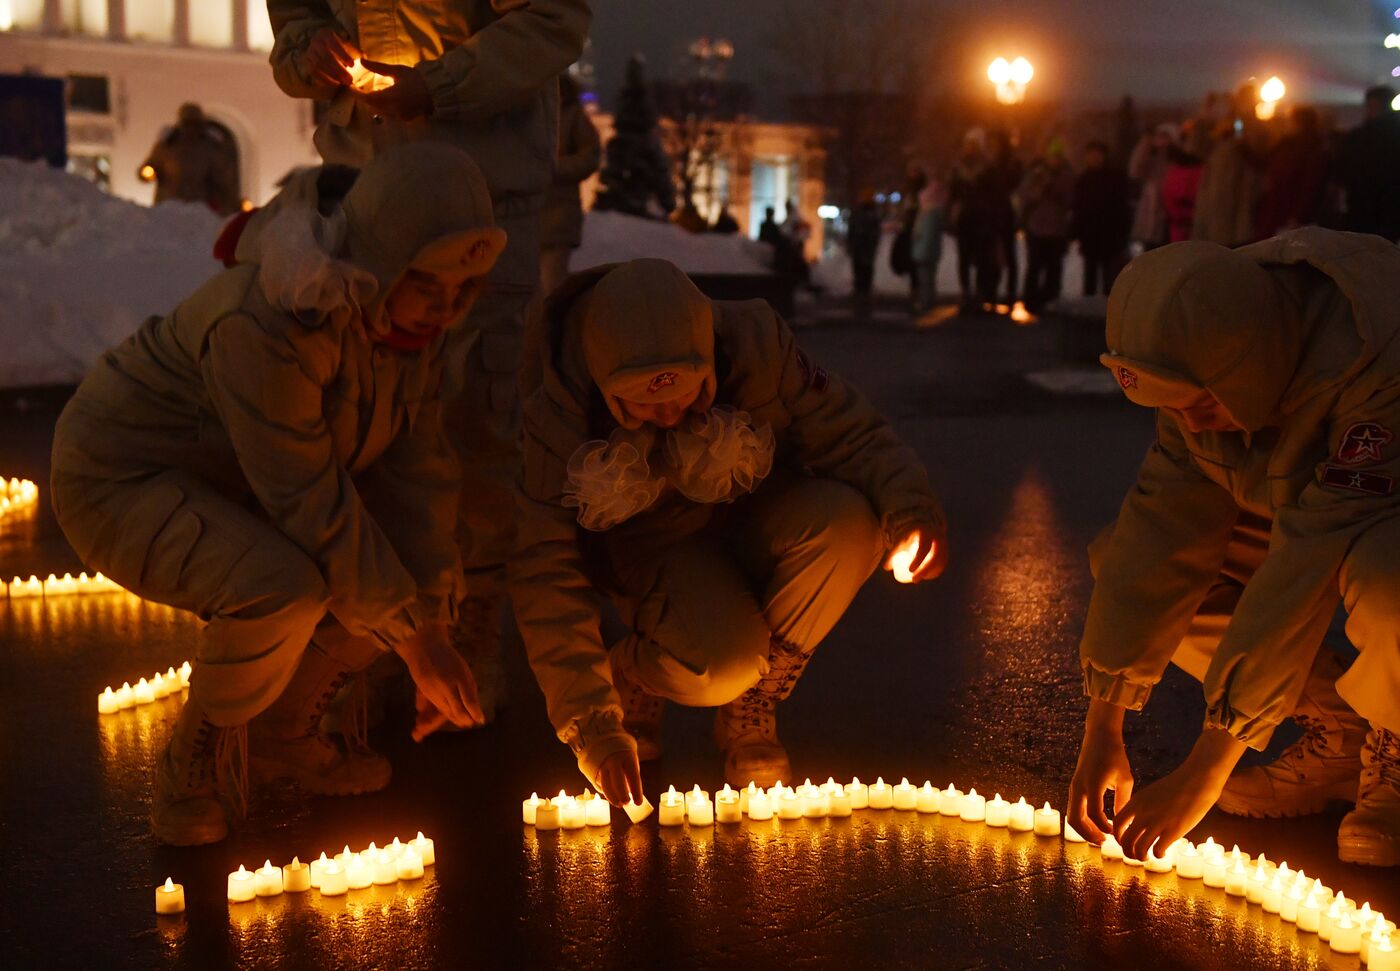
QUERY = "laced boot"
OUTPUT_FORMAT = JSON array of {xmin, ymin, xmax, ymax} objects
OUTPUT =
[
  {"xmin": 1217, "ymin": 652, "xmax": 1365, "ymax": 818},
  {"xmin": 1338, "ymin": 728, "xmax": 1400, "ymax": 866},
  {"xmin": 449, "ymin": 593, "xmax": 509, "ymax": 726},
  {"xmin": 151, "ymin": 696, "xmax": 245, "ymax": 846},
  {"xmin": 248, "ymin": 636, "xmax": 391, "ymax": 796},
  {"xmin": 714, "ymin": 637, "xmax": 812, "ymax": 788},
  {"xmin": 612, "ymin": 651, "xmax": 664, "ymax": 761}
]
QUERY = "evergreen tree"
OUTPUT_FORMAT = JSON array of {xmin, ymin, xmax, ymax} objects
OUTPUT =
[{"xmin": 593, "ymin": 55, "xmax": 677, "ymax": 218}]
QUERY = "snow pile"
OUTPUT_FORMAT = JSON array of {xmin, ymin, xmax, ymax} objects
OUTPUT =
[
  {"xmin": 0, "ymin": 159, "xmax": 223, "ymax": 389},
  {"xmin": 573, "ymin": 210, "xmax": 774, "ymax": 276}
]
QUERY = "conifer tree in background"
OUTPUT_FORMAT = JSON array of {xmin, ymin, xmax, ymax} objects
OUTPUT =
[{"xmin": 592, "ymin": 55, "xmax": 677, "ymax": 218}]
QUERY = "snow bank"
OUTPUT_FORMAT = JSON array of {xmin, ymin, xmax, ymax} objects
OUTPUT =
[
  {"xmin": 573, "ymin": 210, "xmax": 774, "ymax": 276},
  {"xmin": 0, "ymin": 159, "xmax": 223, "ymax": 389}
]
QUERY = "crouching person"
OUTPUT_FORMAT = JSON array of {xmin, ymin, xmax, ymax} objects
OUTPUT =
[
  {"xmin": 512, "ymin": 259, "xmax": 947, "ymax": 804},
  {"xmin": 50, "ymin": 144, "xmax": 504, "ymax": 845},
  {"xmin": 1068, "ymin": 228, "xmax": 1400, "ymax": 866}
]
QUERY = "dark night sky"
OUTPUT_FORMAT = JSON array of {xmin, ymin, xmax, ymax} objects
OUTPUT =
[{"xmin": 587, "ymin": 0, "xmax": 1394, "ymax": 116}]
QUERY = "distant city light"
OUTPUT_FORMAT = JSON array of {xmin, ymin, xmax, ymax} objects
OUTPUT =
[
  {"xmin": 817, "ymin": 205, "xmax": 840, "ymax": 220},
  {"xmin": 875, "ymin": 193, "xmax": 888, "ymax": 204},
  {"xmin": 987, "ymin": 57, "xmax": 1010, "ymax": 85},
  {"xmin": 1393, "ymin": 93, "xmax": 1400, "ymax": 111},
  {"xmin": 1009, "ymin": 57, "xmax": 1034, "ymax": 85},
  {"xmin": 1392, "ymin": 66, "xmax": 1400, "ymax": 77},
  {"xmin": 988, "ymin": 55, "xmax": 1034, "ymax": 105},
  {"xmin": 1386, "ymin": 33, "xmax": 1400, "ymax": 49},
  {"xmin": 890, "ymin": 192, "xmax": 902, "ymax": 203},
  {"xmin": 1259, "ymin": 75, "xmax": 1285, "ymax": 104}
]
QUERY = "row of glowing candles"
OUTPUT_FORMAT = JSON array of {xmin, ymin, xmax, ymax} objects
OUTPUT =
[
  {"xmin": 522, "ymin": 777, "xmax": 1399, "ymax": 967},
  {"xmin": 8, "ymin": 571, "xmax": 125, "ymax": 599},
  {"xmin": 98, "ymin": 662, "xmax": 192, "ymax": 713},
  {"xmin": 0, "ymin": 477, "xmax": 38, "ymax": 521},
  {"xmin": 155, "ymin": 834, "xmax": 437, "ymax": 913}
]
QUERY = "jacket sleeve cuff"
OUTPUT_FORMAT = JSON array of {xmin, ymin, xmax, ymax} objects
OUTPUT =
[
  {"xmin": 1204, "ymin": 704, "xmax": 1279, "ymax": 751},
  {"xmin": 416, "ymin": 56, "xmax": 471, "ymax": 121},
  {"xmin": 371, "ymin": 601, "xmax": 423, "ymax": 650},
  {"xmin": 561, "ymin": 710, "xmax": 636, "ymax": 788},
  {"xmin": 1082, "ymin": 664, "xmax": 1153, "ymax": 711}
]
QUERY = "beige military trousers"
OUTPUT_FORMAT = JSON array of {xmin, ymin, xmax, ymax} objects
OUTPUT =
[
  {"xmin": 51, "ymin": 467, "xmax": 379, "ymax": 726},
  {"xmin": 1103, "ymin": 511, "xmax": 1400, "ymax": 735},
  {"xmin": 606, "ymin": 476, "xmax": 885, "ymax": 708}
]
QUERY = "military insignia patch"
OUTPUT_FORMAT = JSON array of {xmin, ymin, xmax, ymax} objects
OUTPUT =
[
  {"xmin": 1335, "ymin": 421, "xmax": 1393, "ymax": 466},
  {"xmin": 1117, "ymin": 367, "xmax": 1138, "ymax": 390},
  {"xmin": 647, "ymin": 371, "xmax": 678, "ymax": 394},
  {"xmin": 1321, "ymin": 464, "xmax": 1395, "ymax": 496}
]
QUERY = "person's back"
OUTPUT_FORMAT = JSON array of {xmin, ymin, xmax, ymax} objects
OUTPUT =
[
  {"xmin": 143, "ymin": 105, "xmax": 238, "ymax": 214},
  {"xmin": 1338, "ymin": 87, "xmax": 1400, "ymax": 241},
  {"xmin": 847, "ymin": 202, "xmax": 881, "ymax": 262}
]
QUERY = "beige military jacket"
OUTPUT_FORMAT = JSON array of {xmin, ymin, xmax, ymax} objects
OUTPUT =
[
  {"xmin": 513, "ymin": 266, "xmax": 944, "ymax": 769},
  {"xmin": 267, "ymin": 0, "xmax": 591, "ymax": 200},
  {"xmin": 1082, "ymin": 229, "xmax": 1400, "ymax": 747}
]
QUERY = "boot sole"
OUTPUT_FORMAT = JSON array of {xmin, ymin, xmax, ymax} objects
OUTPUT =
[
  {"xmin": 1215, "ymin": 780, "xmax": 1358, "ymax": 819},
  {"xmin": 1337, "ymin": 836, "xmax": 1400, "ymax": 867}
]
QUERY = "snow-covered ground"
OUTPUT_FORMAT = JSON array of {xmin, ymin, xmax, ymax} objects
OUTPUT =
[
  {"xmin": 573, "ymin": 210, "xmax": 773, "ymax": 275},
  {"xmin": 0, "ymin": 159, "xmax": 223, "ymax": 389}
]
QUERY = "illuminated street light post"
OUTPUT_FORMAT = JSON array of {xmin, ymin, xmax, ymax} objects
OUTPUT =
[
  {"xmin": 988, "ymin": 56, "xmax": 1034, "ymax": 106},
  {"xmin": 1255, "ymin": 75, "xmax": 1285, "ymax": 121}
]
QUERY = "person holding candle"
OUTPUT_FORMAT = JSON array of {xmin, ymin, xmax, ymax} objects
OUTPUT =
[
  {"xmin": 1066, "ymin": 230, "xmax": 1400, "ymax": 866},
  {"xmin": 50, "ymin": 144, "xmax": 499, "ymax": 845},
  {"xmin": 511, "ymin": 258, "xmax": 948, "ymax": 799}
]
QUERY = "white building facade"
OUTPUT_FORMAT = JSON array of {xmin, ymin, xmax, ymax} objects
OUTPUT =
[{"xmin": 0, "ymin": 0, "xmax": 318, "ymax": 205}]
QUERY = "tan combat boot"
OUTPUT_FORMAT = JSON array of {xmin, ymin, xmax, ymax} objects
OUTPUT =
[
  {"xmin": 249, "ymin": 634, "xmax": 391, "ymax": 795},
  {"xmin": 714, "ymin": 637, "xmax": 812, "ymax": 788},
  {"xmin": 151, "ymin": 696, "xmax": 245, "ymax": 846},
  {"xmin": 1338, "ymin": 728, "xmax": 1400, "ymax": 867},
  {"xmin": 1217, "ymin": 652, "xmax": 1365, "ymax": 818},
  {"xmin": 612, "ymin": 652, "xmax": 665, "ymax": 762},
  {"xmin": 450, "ymin": 593, "xmax": 509, "ymax": 726}
]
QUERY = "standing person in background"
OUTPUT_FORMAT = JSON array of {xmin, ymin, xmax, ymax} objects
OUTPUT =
[
  {"xmin": 783, "ymin": 198, "xmax": 813, "ymax": 287},
  {"xmin": 1018, "ymin": 140, "xmax": 1075, "ymax": 313},
  {"xmin": 1161, "ymin": 123, "xmax": 1207, "ymax": 244},
  {"xmin": 847, "ymin": 188, "xmax": 882, "ymax": 302},
  {"xmin": 540, "ymin": 72, "xmax": 602, "ymax": 299},
  {"xmin": 267, "ymin": 0, "xmax": 591, "ymax": 727},
  {"xmin": 1255, "ymin": 105, "xmax": 1327, "ymax": 240},
  {"xmin": 1192, "ymin": 83, "xmax": 1269, "ymax": 246},
  {"xmin": 140, "ymin": 103, "xmax": 240, "ymax": 216},
  {"xmin": 1128, "ymin": 124, "xmax": 1177, "ymax": 251},
  {"xmin": 987, "ymin": 129, "xmax": 1023, "ymax": 305},
  {"xmin": 948, "ymin": 128, "xmax": 997, "ymax": 312},
  {"xmin": 1335, "ymin": 85, "xmax": 1400, "ymax": 242},
  {"xmin": 891, "ymin": 165, "xmax": 927, "ymax": 308},
  {"xmin": 910, "ymin": 177, "xmax": 945, "ymax": 314},
  {"xmin": 1072, "ymin": 141, "xmax": 1131, "ymax": 296}
]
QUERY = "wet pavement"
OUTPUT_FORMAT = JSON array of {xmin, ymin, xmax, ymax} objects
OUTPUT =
[{"xmin": 1, "ymin": 302, "xmax": 1394, "ymax": 969}]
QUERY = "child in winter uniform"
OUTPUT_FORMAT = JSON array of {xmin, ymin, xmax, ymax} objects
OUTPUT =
[
  {"xmin": 512, "ymin": 259, "xmax": 946, "ymax": 803},
  {"xmin": 50, "ymin": 144, "xmax": 504, "ymax": 845},
  {"xmin": 1069, "ymin": 228, "xmax": 1400, "ymax": 867}
]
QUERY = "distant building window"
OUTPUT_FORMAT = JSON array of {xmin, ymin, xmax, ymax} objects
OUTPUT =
[
  {"xmin": 190, "ymin": 0, "xmax": 233, "ymax": 48},
  {"xmin": 247, "ymin": 0, "xmax": 274, "ymax": 51},
  {"xmin": 127, "ymin": 0, "xmax": 175, "ymax": 43},
  {"xmin": 0, "ymin": 0, "xmax": 46, "ymax": 31},
  {"xmin": 67, "ymin": 74, "xmax": 110, "ymax": 114},
  {"xmin": 67, "ymin": 152, "xmax": 112, "ymax": 193},
  {"xmin": 59, "ymin": 0, "xmax": 107, "ymax": 37}
]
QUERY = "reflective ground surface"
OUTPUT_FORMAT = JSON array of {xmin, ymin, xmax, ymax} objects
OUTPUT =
[{"xmin": 2, "ymin": 305, "xmax": 1394, "ymax": 969}]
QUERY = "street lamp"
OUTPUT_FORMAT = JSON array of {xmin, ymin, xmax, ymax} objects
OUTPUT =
[
  {"xmin": 1255, "ymin": 75, "xmax": 1285, "ymax": 120},
  {"xmin": 988, "ymin": 56, "xmax": 1034, "ymax": 105}
]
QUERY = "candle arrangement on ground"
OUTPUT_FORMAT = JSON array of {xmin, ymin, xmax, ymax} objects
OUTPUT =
[
  {"xmin": 0, "ymin": 477, "xmax": 39, "ymax": 523},
  {"xmin": 226, "ymin": 834, "xmax": 435, "ymax": 904},
  {"xmin": 6, "ymin": 570, "xmax": 128, "ymax": 600},
  {"xmin": 98, "ymin": 661, "xmax": 192, "ymax": 713}
]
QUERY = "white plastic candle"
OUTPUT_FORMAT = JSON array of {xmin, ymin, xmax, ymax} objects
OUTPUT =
[
  {"xmin": 687, "ymin": 787, "xmax": 715, "ymax": 826},
  {"xmin": 845, "ymin": 778, "xmax": 870, "ymax": 810},
  {"xmin": 1203, "ymin": 854, "xmax": 1228, "ymax": 889},
  {"xmin": 523, "ymin": 792, "xmax": 542, "ymax": 825},
  {"xmin": 335, "ymin": 845, "xmax": 355, "ymax": 868},
  {"xmin": 345, "ymin": 856, "xmax": 372, "ymax": 890},
  {"xmin": 254, "ymin": 859, "xmax": 284, "ymax": 897},
  {"xmin": 799, "ymin": 780, "xmax": 827, "ymax": 818},
  {"xmin": 1123, "ymin": 852, "xmax": 1145, "ymax": 868},
  {"xmin": 1373, "ymin": 933, "xmax": 1400, "ymax": 971},
  {"xmin": 396, "ymin": 847, "xmax": 425, "ymax": 881},
  {"xmin": 960, "ymin": 788, "xmax": 987, "ymax": 823},
  {"xmin": 282, "ymin": 857, "xmax": 311, "ymax": 893},
  {"xmin": 1281, "ymin": 883, "xmax": 1305, "ymax": 923},
  {"xmin": 152, "ymin": 672, "xmax": 174, "ymax": 699},
  {"xmin": 1064, "ymin": 821, "xmax": 1087, "ymax": 844},
  {"xmin": 560, "ymin": 795, "xmax": 587, "ymax": 830},
  {"xmin": 115, "ymin": 682, "xmax": 135, "ymax": 710},
  {"xmin": 1174, "ymin": 841, "xmax": 1203, "ymax": 879},
  {"xmin": 1099, "ymin": 834, "xmax": 1124, "ymax": 861},
  {"xmin": 319, "ymin": 860, "xmax": 348, "ymax": 896},
  {"xmin": 777, "ymin": 787, "xmax": 803, "ymax": 820},
  {"xmin": 1008, "ymin": 797, "xmax": 1034, "ymax": 832},
  {"xmin": 1332, "ymin": 912, "xmax": 1362, "ymax": 955},
  {"xmin": 1262, "ymin": 873, "xmax": 1285, "ymax": 913},
  {"xmin": 747, "ymin": 789, "xmax": 773, "ymax": 821},
  {"xmin": 1032, "ymin": 803, "xmax": 1060, "ymax": 837},
  {"xmin": 891, "ymin": 778, "xmax": 917, "ymax": 811},
  {"xmin": 716, "ymin": 785, "xmax": 742, "ymax": 823},
  {"xmin": 535, "ymin": 801, "xmax": 560, "ymax": 830},
  {"xmin": 740, "ymin": 783, "xmax": 760, "ymax": 814},
  {"xmin": 585, "ymin": 792, "xmax": 612, "ymax": 827},
  {"xmin": 129, "ymin": 677, "xmax": 153, "ymax": 706},
  {"xmin": 915, "ymin": 781, "xmax": 940, "ymax": 814},
  {"xmin": 1320, "ymin": 894, "xmax": 1349, "ymax": 943},
  {"xmin": 659, "ymin": 786, "xmax": 686, "ymax": 826},
  {"xmin": 624, "ymin": 798, "xmax": 654, "ymax": 823},
  {"xmin": 371, "ymin": 849, "xmax": 397, "ymax": 885},
  {"xmin": 1144, "ymin": 846, "xmax": 1175, "ymax": 873},
  {"xmin": 1366, "ymin": 922, "xmax": 1398, "ymax": 965},
  {"xmin": 227, "ymin": 864, "xmax": 256, "ymax": 903},
  {"xmin": 827, "ymin": 788, "xmax": 852, "ymax": 817},
  {"xmin": 867, "ymin": 777, "xmax": 893, "ymax": 810},
  {"xmin": 410, "ymin": 831, "xmax": 435, "ymax": 866},
  {"xmin": 155, "ymin": 877, "xmax": 185, "ymax": 914},
  {"xmin": 938, "ymin": 785, "xmax": 964, "ymax": 817},
  {"xmin": 1245, "ymin": 861, "xmax": 1270, "ymax": 903},
  {"xmin": 97, "ymin": 687, "xmax": 119, "ymax": 714},
  {"xmin": 309, "ymin": 852, "xmax": 333, "ymax": 889},
  {"xmin": 1224, "ymin": 857, "xmax": 1249, "ymax": 896},
  {"xmin": 985, "ymin": 793, "xmax": 1010, "ymax": 828},
  {"xmin": 1298, "ymin": 891, "xmax": 1324, "ymax": 933}
]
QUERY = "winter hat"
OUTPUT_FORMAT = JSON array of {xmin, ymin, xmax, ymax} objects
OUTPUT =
[
  {"xmin": 341, "ymin": 143, "xmax": 505, "ymax": 330},
  {"xmin": 1101, "ymin": 241, "xmax": 1306, "ymax": 431},
  {"xmin": 578, "ymin": 259, "xmax": 717, "ymax": 429}
]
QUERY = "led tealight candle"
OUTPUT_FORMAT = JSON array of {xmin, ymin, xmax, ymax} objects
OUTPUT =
[
  {"xmin": 985, "ymin": 793, "xmax": 1011, "ymax": 828},
  {"xmin": 799, "ymin": 780, "xmax": 827, "ymax": 818},
  {"xmin": 777, "ymin": 787, "xmax": 803, "ymax": 820},
  {"xmin": 915, "ymin": 782, "xmax": 940, "ymax": 814},
  {"xmin": 535, "ymin": 800, "xmax": 560, "ymax": 830},
  {"xmin": 1099, "ymin": 834, "xmax": 1124, "ymax": 861},
  {"xmin": 1198, "ymin": 837, "xmax": 1221, "ymax": 859},
  {"xmin": 1008, "ymin": 797, "xmax": 1035, "ymax": 832},
  {"xmin": 1281, "ymin": 883, "xmax": 1306, "ymax": 923},
  {"xmin": 523, "ymin": 792, "xmax": 542, "ymax": 825},
  {"xmin": 740, "ymin": 783, "xmax": 759, "ymax": 814},
  {"xmin": 310, "ymin": 852, "xmax": 334, "ymax": 889},
  {"xmin": 1123, "ymin": 853, "xmax": 1145, "ymax": 868},
  {"xmin": 585, "ymin": 792, "xmax": 612, "ymax": 827},
  {"xmin": 960, "ymin": 788, "xmax": 987, "ymax": 823},
  {"xmin": 1245, "ymin": 861, "xmax": 1270, "ymax": 904},
  {"xmin": 1203, "ymin": 853, "xmax": 1228, "ymax": 889},
  {"xmin": 659, "ymin": 786, "xmax": 686, "ymax": 826},
  {"xmin": 1373, "ymin": 933, "xmax": 1400, "ymax": 971},
  {"xmin": 821, "ymin": 777, "xmax": 844, "ymax": 800},
  {"xmin": 1224, "ymin": 857, "xmax": 1249, "ymax": 896},
  {"xmin": 891, "ymin": 778, "xmax": 918, "ymax": 811},
  {"xmin": 115, "ymin": 682, "xmax": 135, "ymax": 710},
  {"xmin": 155, "ymin": 877, "xmax": 185, "ymax": 915},
  {"xmin": 1144, "ymin": 846, "xmax": 1175, "ymax": 873},
  {"xmin": 152, "ymin": 672, "xmax": 175, "ymax": 699},
  {"xmin": 396, "ymin": 847, "xmax": 425, "ymax": 881},
  {"xmin": 1320, "ymin": 894, "xmax": 1350, "ymax": 943},
  {"xmin": 227, "ymin": 864, "xmax": 256, "ymax": 903},
  {"xmin": 1298, "ymin": 892, "xmax": 1324, "ymax": 933},
  {"xmin": 254, "ymin": 859, "xmax": 284, "ymax": 897},
  {"xmin": 129, "ymin": 679, "xmax": 152, "ymax": 706},
  {"xmin": 938, "ymin": 785, "xmax": 964, "ymax": 817},
  {"xmin": 97, "ymin": 687, "xmax": 119, "ymax": 714},
  {"xmin": 1332, "ymin": 912, "xmax": 1362, "ymax": 955},
  {"xmin": 828, "ymin": 788, "xmax": 852, "ymax": 817},
  {"xmin": 371, "ymin": 849, "xmax": 397, "ymax": 885},
  {"xmin": 1032, "ymin": 803, "xmax": 1060, "ymax": 837},
  {"xmin": 360, "ymin": 841, "xmax": 380, "ymax": 861},
  {"xmin": 716, "ymin": 785, "xmax": 743, "ymax": 823},
  {"xmin": 1366, "ymin": 922, "xmax": 1398, "ymax": 965},
  {"xmin": 560, "ymin": 796, "xmax": 587, "ymax": 830},
  {"xmin": 336, "ymin": 845, "xmax": 355, "ymax": 868},
  {"xmin": 624, "ymin": 798, "xmax": 654, "ymax": 823},
  {"xmin": 747, "ymin": 789, "xmax": 773, "ymax": 821},
  {"xmin": 1064, "ymin": 821, "xmax": 1087, "ymax": 844},
  {"xmin": 688, "ymin": 788, "xmax": 715, "ymax": 826},
  {"xmin": 1262, "ymin": 873, "xmax": 1286, "ymax": 914},
  {"xmin": 282, "ymin": 857, "xmax": 311, "ymax": 893},
  {"xmin": 866, "ymin": 777, "xmax": 893, "ymax": 809},
  {"xmin": 345, "ymin": 856, "xmax": 372, "ymax": 890},
  {"xmin": 1356, "ymin": 902, "xmax": 1376, "ymax": 933},
  {"xmin": 164, "ymin": 666, "xmax": 178, "ymax": 687},
  {"xmin": 318, "ymin": 860, "xmax": 347, "ymax": 896},
  {"xmin": 845, "ymin": 778, "xmax": 870, "ymax": 810}
]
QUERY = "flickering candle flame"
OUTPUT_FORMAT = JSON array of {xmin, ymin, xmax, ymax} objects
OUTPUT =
[
  {"xmin": 348, "ymin": 57, "xmax": 396, "ymax": 93},
  {"xmin": 887, "ymin": 532, "xmax": 935, "ymax": 583}
]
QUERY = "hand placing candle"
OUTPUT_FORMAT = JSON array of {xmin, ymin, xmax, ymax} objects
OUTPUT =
[
  {"xmin": 155, "ymin": 877, "xmax": 185, "ymax": 915},
  {"xmin": 623, "ymin": 798, "xmax": 654, "ymax": 824},
  {"xmin": 885, "ymin": 529, "xmax": 942, "ymax": 583}
]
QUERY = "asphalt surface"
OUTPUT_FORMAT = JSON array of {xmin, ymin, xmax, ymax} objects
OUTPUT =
[{"xmin": 0, "ymin": 300, "xmax": 1393, "ymax": 969}]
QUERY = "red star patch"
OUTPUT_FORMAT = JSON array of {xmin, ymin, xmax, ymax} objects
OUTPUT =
[
  {"xmin": 647, "ymin": 371, "xmax": 678, "ymax": 394},
  {"xmin": 1335, "ymin": 421, "xmax": 1393, "ymax": 466},
  {"xmin": 1117, "ymin": 367, "xmax": 1139, "ymax": 390}
]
